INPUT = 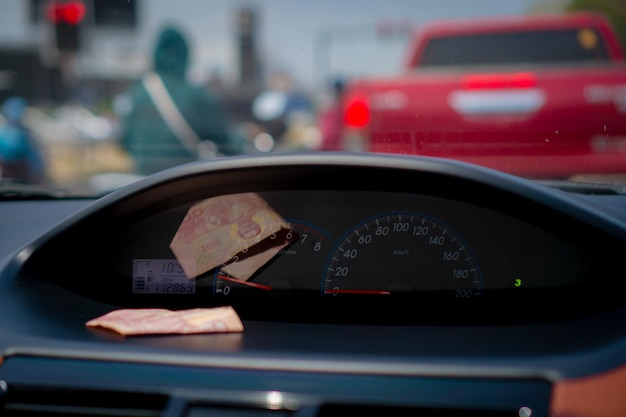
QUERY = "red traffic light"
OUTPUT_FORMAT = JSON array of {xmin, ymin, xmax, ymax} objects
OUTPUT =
[{"xmin": 47, "ymin": 1, "xmax": 86, "ymax": 25}]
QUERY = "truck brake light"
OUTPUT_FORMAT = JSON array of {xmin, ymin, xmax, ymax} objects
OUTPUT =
[
  {"xmin": 461, "ymin": 72, "xmax": 536, "ymax": 90},
  {"xmin": 343, "ymin": 97, "xmax": 371, "ymax": 128}
]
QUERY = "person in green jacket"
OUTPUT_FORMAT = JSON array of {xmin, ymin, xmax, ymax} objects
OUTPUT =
[{"xmin": 121, "ymin": 26, "xmax": 245, "ymax": 176}]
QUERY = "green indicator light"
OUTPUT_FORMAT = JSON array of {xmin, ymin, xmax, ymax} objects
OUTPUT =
[{"xmin": 514, "ymin": 279, "xmax": 522, "ymax": 287}]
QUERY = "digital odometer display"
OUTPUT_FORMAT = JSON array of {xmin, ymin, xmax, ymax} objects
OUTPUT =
[{"xmin": 132, "ymin": 259, "xmax": 196, "ymax": 294}]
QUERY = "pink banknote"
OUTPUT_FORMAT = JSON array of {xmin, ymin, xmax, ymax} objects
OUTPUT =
[
  {"xmin": 170, "ymin": 193, "xmax": 292, "ymax": 279},
  {"xmin": 86, "ymin": 306, "xmax": 243, "ymax": 336}
]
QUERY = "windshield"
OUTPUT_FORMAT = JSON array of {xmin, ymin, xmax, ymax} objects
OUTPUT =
[{"xmin": 1, "ymin": 0, "xmax": 625, "ymax": 196}]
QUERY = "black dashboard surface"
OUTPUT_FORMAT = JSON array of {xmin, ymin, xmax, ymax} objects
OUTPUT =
[{"xmin": 1, "ymin": 153, "xmax": 626, "ymax": 417}]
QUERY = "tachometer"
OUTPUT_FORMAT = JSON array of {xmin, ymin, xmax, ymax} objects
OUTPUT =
[
  {"xmin": 215, "ymin": 220, "xmax": 331, "ymax": 296},
  {"xmin": 323, "ymin": 212, "xmax": 481, "ymax": 298}
]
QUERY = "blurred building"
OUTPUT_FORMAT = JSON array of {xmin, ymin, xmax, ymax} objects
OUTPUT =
[
  {"xmin": 0, "ymin": 0, "xmax": 142, "ymax": 104},
  {"xmin": 0, "ymin": 1, "xmax": 266, "ymax": 112}
]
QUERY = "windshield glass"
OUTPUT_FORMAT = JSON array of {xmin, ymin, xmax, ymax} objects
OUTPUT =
[{"xmin": 0, "ymin": 0, "xmax": 625, "ymax": 195}]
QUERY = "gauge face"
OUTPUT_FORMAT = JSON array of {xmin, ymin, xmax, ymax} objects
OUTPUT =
[
  {"xmin": 214, "ymin": 220, "xmax": 331, "ymax": 296},
  {"xmin": 323, "ymin": 212, "xmax": 482, "ymax": 298}
]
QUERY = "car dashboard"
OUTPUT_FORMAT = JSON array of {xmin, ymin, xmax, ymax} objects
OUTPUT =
[{"xmin": 1, "ymin": 153, "xmax": 626, "ymax": 417}]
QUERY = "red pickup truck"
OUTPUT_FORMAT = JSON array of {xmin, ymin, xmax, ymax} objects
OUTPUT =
[{"xmin": 337, "ymin": 13, "xmax": 626, "ymax": 178}]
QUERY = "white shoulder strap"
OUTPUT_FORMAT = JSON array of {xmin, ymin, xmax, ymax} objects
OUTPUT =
[{"xmin": 142, "ymin": 71, "xmax": 202, "ymax": 154}]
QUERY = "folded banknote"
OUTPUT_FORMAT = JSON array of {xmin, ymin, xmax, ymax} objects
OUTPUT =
[
  {"xmin": 86, "ymin": 306, "xmax": 243, "ymax": 336},
  {"xmin": 170, "ymin": 192, "xmax": 292, "ymax": 280}
]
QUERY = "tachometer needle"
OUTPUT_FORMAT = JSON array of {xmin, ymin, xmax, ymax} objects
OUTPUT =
[
  {"xmin": 217, "ymin": 274, "xmax": 272, "ymax": 291},
  {"xmin": 324, "ymin": 289, "xmax": 391, "ymax": 295}
]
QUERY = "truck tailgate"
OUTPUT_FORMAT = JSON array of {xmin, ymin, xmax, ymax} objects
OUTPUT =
[{"xmin": 344, "ymin": 65, "xmax": 626, "ymax": 176}]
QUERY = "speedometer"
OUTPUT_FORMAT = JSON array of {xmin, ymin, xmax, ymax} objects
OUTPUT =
[{"xmin": 323, "ymin": 212, "xmax": 482, "ymax": 298}]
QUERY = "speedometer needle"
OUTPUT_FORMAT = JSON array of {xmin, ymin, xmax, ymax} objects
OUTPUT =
[{"xmin": 218, "ymin": 274, "xmax": 272, "ymax": 291}]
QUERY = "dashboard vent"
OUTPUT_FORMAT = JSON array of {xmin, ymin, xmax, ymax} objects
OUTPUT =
[
  {"xmin": 0, "ymin": 386, "xmax": 168, "ymax": 417},
  {"xmin": 317, "ymin": 404, "xmax": 519, "ymax": 417}
]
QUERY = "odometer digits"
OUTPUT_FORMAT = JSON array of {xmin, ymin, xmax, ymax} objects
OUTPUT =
[
  {"xmin": 133, "ymin": 259, "xmax": 196, "ymax": 294},
  {"xmin": 323, "ymin": 213, "xmax": 481, "ymax": 298}
]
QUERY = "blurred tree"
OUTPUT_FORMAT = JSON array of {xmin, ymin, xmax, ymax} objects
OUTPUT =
[{"xmin": 566, "ymin": 0, "xmax": 626, "ymax": 49}]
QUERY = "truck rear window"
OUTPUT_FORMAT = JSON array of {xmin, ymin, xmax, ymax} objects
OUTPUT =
[{"xmin": 418, "ymin": 28, "xmax": 610, "ymax": 67}]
